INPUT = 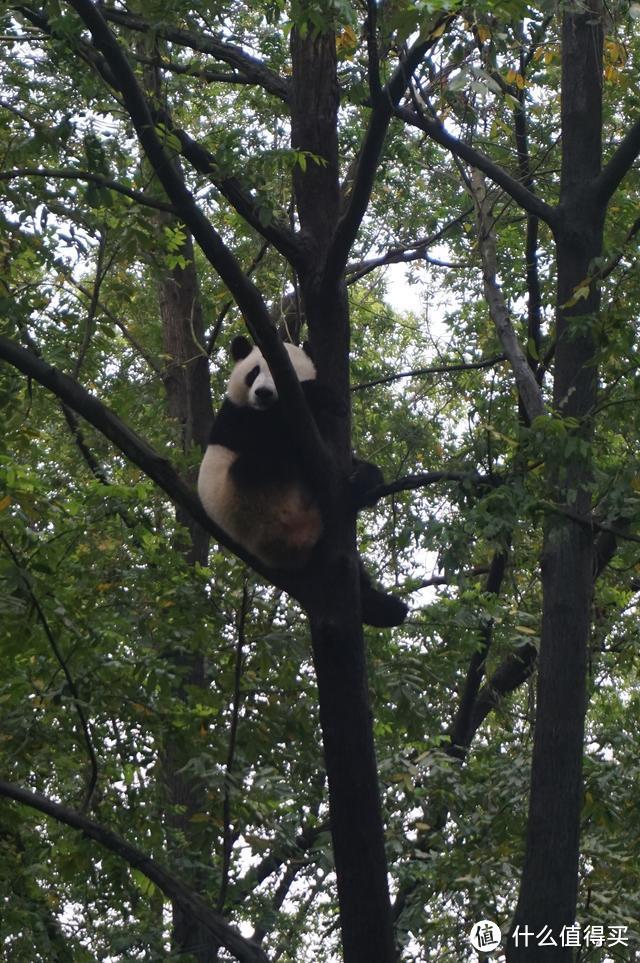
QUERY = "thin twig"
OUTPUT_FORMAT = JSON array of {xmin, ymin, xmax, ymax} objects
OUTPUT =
[
  {"xmin": 352, "ymin": 355, "xmax": 505, "ymax": 391},
  {"xmin": 218, "ymin": 581, "xmax": 248, "ymax": 913}
]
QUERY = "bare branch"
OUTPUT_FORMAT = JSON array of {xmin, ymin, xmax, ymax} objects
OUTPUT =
[
  {"xmin": 394, "ymin": 104, "xmax": 558, "ymax": 228},
  {"xmin": 448, "ymin": 550, "xmax": 508, "ymax": 759},
  {"xmin": 0, "ymin": 167, "xmax": 178, "ymax": 213},
  {"xmin": 358, "ymin": 469, "xmax": 493, "ymax": 507},
  {"xmin": 133, "ymin": 51, "xmax": 264, "ymax": 88},
  {"xmin": 351, "ymin": 355, "xmax": 505, "ymax": 392},
  {"xmin": 406, "ymin": 567, "xmax": 490, "ymax": 591},
  {"xmin": 468, "ymin": 170, "xmax": 546, "ymax": 424},
  {"xmin": 231, "ymin": 822, "xmax": 329, "ymax": 905},
  {"xmin": 0, "ymin": 779, "xmax": 270, "ymax": 963},
  {"xmin": 218, "ymin": 583, "xmax": 248, "ymax": 913},
  {"xmin": 345, "ymin": 208, "xmax": 472, "ymax": 282}
]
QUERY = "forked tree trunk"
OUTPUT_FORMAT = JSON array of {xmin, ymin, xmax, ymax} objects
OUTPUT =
[{"xmin": 507, "ymin": 3, "xmax": 604, "ymax": 958}]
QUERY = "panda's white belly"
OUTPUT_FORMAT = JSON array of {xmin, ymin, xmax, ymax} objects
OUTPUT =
[{"xmin": 197, "ymin": 445, "xmax": 322, "ymax": 569}]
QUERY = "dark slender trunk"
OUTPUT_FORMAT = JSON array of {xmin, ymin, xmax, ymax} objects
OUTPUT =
[
  {"xmin": 156, "ymin": 232, "xmax": 218, "ymax": 961},
  {"xmin": 140, "ymin": 50, "xmax": 218, "ymax": 962},
  {"xmin": 157, "ymin": 232, "xmax": 217, "ymax": 963},
  {"xmin": 290, "ymin": 19, "xmax": 395, "ymax": 963},
  {"xmin": 507, "ymin": 4, "xmax": 604, "ymax": 958}
]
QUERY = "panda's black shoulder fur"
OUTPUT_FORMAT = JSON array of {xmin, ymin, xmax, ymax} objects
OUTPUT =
[{"xmin": 208, "ymin": 381, "xmax": 341, "ymax": 453}]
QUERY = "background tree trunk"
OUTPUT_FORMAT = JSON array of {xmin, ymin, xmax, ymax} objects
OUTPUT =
[{"xmin": 507, "ymin": 3, "xmax": 604, "ymax": 957}]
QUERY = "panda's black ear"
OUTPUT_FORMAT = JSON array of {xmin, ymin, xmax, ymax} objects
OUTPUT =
[
  {"xmin": 302, "ymin": 340, "xmax": 314, "ymax": 361},
  {"xmin": 231, "ymin": 335, "xmax": 252, "ymax": 361}
]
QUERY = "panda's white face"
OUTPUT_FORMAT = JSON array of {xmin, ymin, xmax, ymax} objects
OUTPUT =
[{"xmin": 227, "ymin": 342, "xmax": 316, "ymax": 411}]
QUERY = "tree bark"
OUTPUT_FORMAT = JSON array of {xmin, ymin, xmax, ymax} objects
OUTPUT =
[
  {"xmin": 290, "ymin": 19, "xmax": 395, "ymax": 963},
  {"xmin": 507, "ymin": 3, "xmax": 604, "ymax": 958},
  {"xmin": 156, "ymin": 232, "xmax": 218, "ymax": 962},
  {"xmin": 140, "ymin": 49, "xmax": 219, "ymax": 960}
]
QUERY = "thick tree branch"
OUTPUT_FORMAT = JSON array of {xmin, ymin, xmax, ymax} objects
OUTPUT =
[
  {"xmin": 394, "ymin": 104, "xmax": 557, "ymax": 228},
  {"xmin": 101, "ymin": 7, "xmax": 290, "ymax": 102},
  {"xmin": 469, "ymin": 519, "xmax": 623, "ymax": 735},
  {"xmin": 359, "ymin": 469, "xmax": 493, "ymax": 507},
  {"xmin": 0, "ymin": 779, "xmax": 270, "ymax": 963},
  {"xmin": 448, "ymin": 551, "xmax": 508, "ymax": 759},
  {"xmin": 593, "ymin": 114, "xmax": 640, "ymax": 206}
]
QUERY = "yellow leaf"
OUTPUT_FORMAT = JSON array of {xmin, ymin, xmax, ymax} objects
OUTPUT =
[
  {"xmin": 605, "ymin": 39, "xmax": 626, "ymax": 67},
  {"xmin": 476, "ymin": 24, "xmax": 491, "ymax": 43},
  {"xmin": 0, "ymin": 495, "xmax": 11, "ymax": 512},
  {"xmin": 336, "ymin": 25, "xmax": 357, "ymax": 56},
  {"xmin": 506, "ymin": 69, "xmax": 525, "ymax": 89},
  {"xmin": 515, "ymin": 625, "xmax": 537, "ymax": 636},
  {"xmin": 562, "ymin": 279, "xmax": 591, "ymax": 308},
  {"xmin": 427, "ymin": 21, "xmax": 447, "ymax": 40}
]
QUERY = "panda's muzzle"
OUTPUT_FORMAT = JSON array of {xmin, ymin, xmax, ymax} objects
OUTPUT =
[{"xmin": 253, "ymin": 386, "xmax": 275, "ymax": 408}]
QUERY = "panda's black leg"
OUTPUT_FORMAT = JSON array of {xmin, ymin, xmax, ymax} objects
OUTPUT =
[{"xmin": 359, "ymin": 561, "xmax": 408, "ymax": 627}]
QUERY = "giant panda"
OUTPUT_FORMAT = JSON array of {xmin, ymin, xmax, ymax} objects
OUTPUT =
[{"xmin": 197, "ymin": 334, "xmax": 408, "ymax": 627}]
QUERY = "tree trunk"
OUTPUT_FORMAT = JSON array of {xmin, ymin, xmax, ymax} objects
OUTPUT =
[
  {"xmin": 507, "ymin": 3, "xmax": 604, "ymax": 958},
  {"xmin": 290, "ymin": 19, "xmax": 395, "ymax": 963},
  {"xmin": 140, "ymin": 49, "xmax": 218, "ymax": 961},
  {"xmin": 157, "ymin": 230, "xmax": 217, "ymax": 962}
]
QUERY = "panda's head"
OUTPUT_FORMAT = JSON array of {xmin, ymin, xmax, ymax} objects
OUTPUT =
[{"xmin": 226, "ymin": 335, "xmax": 316, "ymax": 411}]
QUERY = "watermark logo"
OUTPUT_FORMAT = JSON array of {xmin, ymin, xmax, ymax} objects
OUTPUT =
[{"xmin": 469, "ymin": 919, "xmax": 502, "ymax": 954}]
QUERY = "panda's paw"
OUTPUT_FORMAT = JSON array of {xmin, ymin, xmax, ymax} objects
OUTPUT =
[
  {"xmin": 359, "ymin": 565, "xmax": 408, "ymax": 627},
  {"xmin": 361, "ymin": 588, "xmax": 409, "ymax": 628}
]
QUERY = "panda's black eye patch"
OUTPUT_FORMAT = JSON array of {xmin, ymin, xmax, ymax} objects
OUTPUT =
[{"xmin": 245, "ymin": 365, "xmax": 260, "ymax": 387}]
